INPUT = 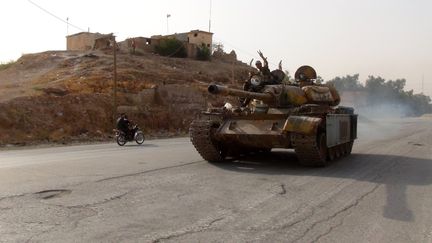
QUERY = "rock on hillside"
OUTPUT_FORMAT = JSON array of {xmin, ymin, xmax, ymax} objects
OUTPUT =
[{"xmin": 0, "ymin": 50, "xmax": 253, "ymax": 145}]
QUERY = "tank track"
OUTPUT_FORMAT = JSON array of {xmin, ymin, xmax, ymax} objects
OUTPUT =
[
  {"xmin": 293, "ymin": 134, "xmax": 354, "ymax": 166},
  {"xmin": 189, "ymin": 119, "xmax": 224, "ymax": 163},
  {"xmin": 292, "ymin": 134, "xmax": 327, "ymax": 166},
  {"xmin": 327, "ymin": 141, "xmax": 353, "ymax": 161}
]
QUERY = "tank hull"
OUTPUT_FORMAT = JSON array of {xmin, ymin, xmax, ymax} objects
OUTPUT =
[{"xmin": 190, "ymin": 110, "xmax": 357, "ymax": 166}]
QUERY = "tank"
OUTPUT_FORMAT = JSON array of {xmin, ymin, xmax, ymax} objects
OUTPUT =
[{"xmin": 189, "ymin": 66, "xmax": 357, "ymax": 166}]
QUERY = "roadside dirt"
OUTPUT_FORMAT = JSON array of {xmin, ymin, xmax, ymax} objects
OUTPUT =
[{"xmin": 0, "ymin": 50, "xmax": 253, "ymax": 146}]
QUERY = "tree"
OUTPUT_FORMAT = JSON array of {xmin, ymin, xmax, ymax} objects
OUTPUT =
[
  {"xmin": 326, "ymin": 74, "xmax": 363, "ymax": 91},
  {"xmin": 212, "ymin": 42, "xmax": 224, "ymax": 53}
]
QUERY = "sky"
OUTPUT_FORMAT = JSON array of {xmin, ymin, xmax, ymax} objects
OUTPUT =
[{"xmin": 1, "ymin": 0, "xmax": 431, "ymax": 96}]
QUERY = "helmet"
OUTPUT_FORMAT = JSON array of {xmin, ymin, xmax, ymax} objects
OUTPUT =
[{"xmin": 255, "ymin": 60, "xmax": 262, "ymax": 66}]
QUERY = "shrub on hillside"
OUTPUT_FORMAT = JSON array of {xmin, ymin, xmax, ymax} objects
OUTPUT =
[
  {"xmin": 155, "ymin": 39, "xmax": 187, "ymax": 58},
  {"xmin": 196, "ymin": 44, "xmax": 211, "ymax": 61}
]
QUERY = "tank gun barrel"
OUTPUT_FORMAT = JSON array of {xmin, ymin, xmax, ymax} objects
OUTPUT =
[{"xmin": 208, "ymin": 84, "xmax": 273, "ymax": 103}]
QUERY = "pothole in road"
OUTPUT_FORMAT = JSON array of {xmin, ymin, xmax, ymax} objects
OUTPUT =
[{"xmin": 34, "ymin": 189, "xmax": 72, "ymax": 200}]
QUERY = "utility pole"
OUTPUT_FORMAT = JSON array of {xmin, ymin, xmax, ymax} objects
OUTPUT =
[
  {"xmin": 231, "ymin": 60, "xmax": 235, "ymax": 84},
  {"xmin": 209, "ymin": 0, "xmax": 212, "ymax": 32},
  {"xmin": 422, "ymin": 74, "xmax": 424, "ymax": 94},
  {"xmin": 66, "ymin": 17, "xmax": 69, "ymax": 36},
  {"xmin": 112, "ymin": 35, "xmax": 118, "ymax": 124}
]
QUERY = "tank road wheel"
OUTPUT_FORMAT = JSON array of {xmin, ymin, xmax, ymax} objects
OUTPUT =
[
  {"xmin": 339, "ymin": 144, "xmax": 346, "ymax": 156},
  {"xmin": 347, "ymin": 141, "xmax": 354, "ymax": 154},
  {"xmin": 189, "ymin": 120, "xmax": 226, "ymax": 163},
  {"xmin": 293, "ymin": 132, "xmax": 328, "ymax": 167},
  {"xmin": 317, "ymin": 133, "xmax": 327, "ymax": 160},
  {"xmin": 328, "ymin": 147, "xmax": 336, "ymax": 161}
]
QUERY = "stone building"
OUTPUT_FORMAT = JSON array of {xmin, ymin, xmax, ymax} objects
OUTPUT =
[
  {"xmin": 157, "ymin": 30, "xmax": 213, "ymax": 48},
  {"xmin": 118, "ymin": 37, "xmax": 154, "ymax": 54},
  {"xmin": 151, "ymin": 30, "xmax": 213, "ymax": 57},
  {"xmin": 66, "ymin": 30, "xmax": 213, "ymax": 58},
  {"xmin": 66, "ymin": 32, "xmax": 103, "ymax": 51},
  {"xmin": 66, "ymin": 32, "xmax": 115, "ymax": 51}
]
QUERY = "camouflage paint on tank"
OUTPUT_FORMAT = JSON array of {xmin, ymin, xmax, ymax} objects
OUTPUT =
[
  {"xmin": 283, "ymin": 116, "xmax": 322, "ymax": 135},
  {"xmin": 302, "ymin": 86, "xmax": 334, "ymax": 103}
]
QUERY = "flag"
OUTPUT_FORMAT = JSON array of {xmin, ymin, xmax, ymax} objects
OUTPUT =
[{"xmin": 167, "ymin": 14, "xmax": 171, "ymax": 18}]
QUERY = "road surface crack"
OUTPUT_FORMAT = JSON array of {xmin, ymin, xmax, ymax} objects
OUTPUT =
[
  {"xmin": 278, "ymin": 207, "xmax": 315, "ymax": 231},
  {"xmin": 152, "ymin": 216, "xmax": 225, "ymax": 243},
  {"xmin": 67, "ymin": 192, "xmax": 128, "ymax": 209},
  {"xmin": 0, "ymin": 193, "xmax": 26, "ymax": 202},
  {"xmin": 293, "ymin": 183, "xmax": 381, "ymax": 242},
  {"xmin": 96, "ymin": 160, "xmax": 204, "ymax": 183},
  {"xmin": 311, "ymin": 218, "xmax": 344, "ymax": 242}
]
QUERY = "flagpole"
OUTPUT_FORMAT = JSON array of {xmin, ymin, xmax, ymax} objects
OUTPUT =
[{"xmin": 166, "ymin": 14, "xmax": 171, "ymax": 34}]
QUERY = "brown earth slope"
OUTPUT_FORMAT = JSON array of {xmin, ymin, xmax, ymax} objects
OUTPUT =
[{"xmin": 0, "ymin": 50, "xmax": 253, "ymax": 145}]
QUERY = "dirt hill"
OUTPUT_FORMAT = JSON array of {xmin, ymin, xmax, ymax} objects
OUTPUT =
[{"xmin": 0, "ymin": 50, "xmax": 253, "ymax": 146}]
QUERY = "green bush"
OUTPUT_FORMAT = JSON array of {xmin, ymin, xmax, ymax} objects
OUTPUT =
[
  {"xmin": 155, "ymin": 38, "xmax": 187, "ymax": 58},
  {"xmin": 196, "ymin": 44, "xmax": 211, "ymax": 61}
]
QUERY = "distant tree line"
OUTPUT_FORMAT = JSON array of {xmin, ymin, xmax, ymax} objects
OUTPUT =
[{"xmin": 326, "ymin": 74, "xmax": 432, "ymax": 116}]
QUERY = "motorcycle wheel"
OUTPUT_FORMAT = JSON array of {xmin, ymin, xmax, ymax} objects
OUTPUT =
[
  {"xmin": 135, "ymin": 132, "xmax": 145, "ymax": 145},
  {"xmin": 116, "ymin": 135, "xmax": 127, "ymax": 146}
]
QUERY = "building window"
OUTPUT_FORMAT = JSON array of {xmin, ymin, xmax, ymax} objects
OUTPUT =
[
  {"xmin": 207, "ymin": 44, "xmax": 210, "ymax": 47},
  {"xmin": 194, "ymin": 33, "xmax": 198, "ymax": 37}
]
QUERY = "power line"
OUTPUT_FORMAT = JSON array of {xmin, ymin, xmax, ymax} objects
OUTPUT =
[{"xmin": 27, "ymin": 0, "xmax": 86, "ymax": 32}]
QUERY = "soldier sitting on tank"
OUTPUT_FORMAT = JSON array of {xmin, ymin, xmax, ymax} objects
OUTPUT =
[
  {"xmin": 254, "ymin": 50, "xmax": 273, "ymax": 81},
  {"xmin": 253, "ymin": 51, "xmax": 286, "ymax": 86},
  {"xmin": 240, "ymin": 52, "xmax": 273, "ymax": 106}
]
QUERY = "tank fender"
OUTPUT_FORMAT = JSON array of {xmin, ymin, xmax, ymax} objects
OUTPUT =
[{"xmin": 283, "ymin": 116, "xmax": 322, "ymax": 135}]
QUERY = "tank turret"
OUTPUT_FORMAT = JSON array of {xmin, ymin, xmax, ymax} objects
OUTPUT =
[{"xmin": 208, "ymin": 83, "xmax": 340, "ymax": 107}]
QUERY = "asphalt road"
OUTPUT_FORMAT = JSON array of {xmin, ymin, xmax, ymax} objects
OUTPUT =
[{"xmin": 0, "ymin": 117, "xmax": 431, "ymax": 243}]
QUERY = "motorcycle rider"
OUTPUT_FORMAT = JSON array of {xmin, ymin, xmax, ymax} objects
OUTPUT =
[{"xmin": 116, "ymin": 113, "xmax": 132, "ymax": 139}]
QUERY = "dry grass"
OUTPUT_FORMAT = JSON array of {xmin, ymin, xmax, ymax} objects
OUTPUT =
[{"xmin": 0, "ymin": 60, "xmax": 16, "ymax": 71}]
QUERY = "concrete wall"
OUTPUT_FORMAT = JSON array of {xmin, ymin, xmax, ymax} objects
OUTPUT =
[
  {"xmin": 170, "ymin": 33, "xmax": 189, "ymax": 42},
  {"xmin": 93, "ymin": 36, "xmax": 112, "ymax": 50},
  {"xmin": 187, "ymin": 31, "xmax": 213, "ymax": 48},
  {"xmin": 66, "ymin": 32, "xmax": 104, "ymax": 51},
  {"xmin": 186, "ymin": 43, "xmax": 198, "ymax": 58},
  {"xmin": 130, "ymin": 37, "xmax": 154, "ymax": 53}
]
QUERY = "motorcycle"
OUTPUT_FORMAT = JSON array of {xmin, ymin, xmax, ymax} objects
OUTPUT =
[{"xmin": 114, "ymin": 124, "xmax": 145, "ymax": 146}]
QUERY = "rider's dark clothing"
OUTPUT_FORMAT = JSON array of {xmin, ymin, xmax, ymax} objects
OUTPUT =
[{"xmin": 116, "ymin": 117, "xmax": 131, "ymax": 135}]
